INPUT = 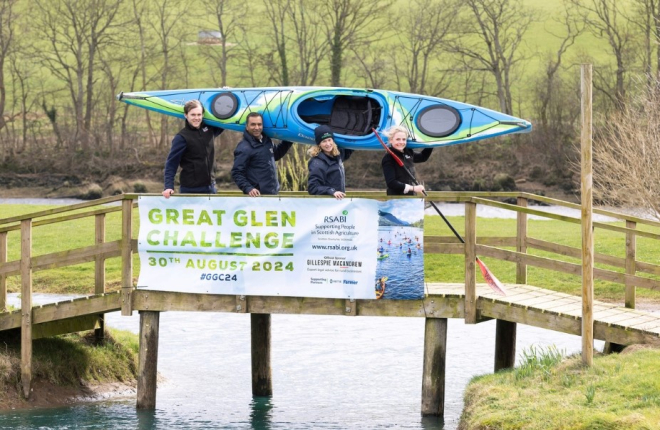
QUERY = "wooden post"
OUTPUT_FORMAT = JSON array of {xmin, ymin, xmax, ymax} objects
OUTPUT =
[
  {"xmin": 0, "ymin": 231, "xmax": 6, "ymax": 311},
  {"xmin": 95, "ymin": 213, "xmax": 106, "ymax": 342},
  {"xmin": 625, "ymin": 220, "xmax": 636, "ymax": 309},
  {"xmin": 494, "ymin": 320, "xmax": 517, "ymax": 371},
  {"xmin": 464, "ymin": 202, "xmax": 477, "ymax": 324},
  {"xmin": 121, "ymin": 199, "xmax": 133, "ymax": 316},
  {"xmin": 421, "ymin": 318, "xmax": 447, "ymax": 417},
  {"xmin": 516, "ymin": 196, "xmax": 528, "ymax": 285},
  {"xmin": 137, "ymin": 311, "xmax": 160, "ymax": 409},
  {"xmin": 581, "ymin": 64, "xmax": 594, "ymax": 366},
  {"xmin": 21, "ymin": 219, "xmax": 32, "ymax": 399},
  {"xmin": 251, "ymin": 313, "xmax": 272, "ymax": 396}
]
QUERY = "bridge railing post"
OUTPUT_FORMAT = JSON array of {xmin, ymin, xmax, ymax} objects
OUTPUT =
[
  {"xmin": 625, "ymin": 220, "xmax": 636, "ymax": 309},
  {"xmin": 0, "ymin": 231, "xmax": 6, "ymax": 311},
  {"xmin": 95, "ymin": 213, "xmax": 106, "ymax": 342},
  {"xmin": 121, "ymin": 198, "xmax": 134, "ymax": 316},
  {"xmin": 464, "ymin": 201, "xmax": 477, "ymax": 324},
  {"xmin": 20, "ymin": 218, "xmax": 33, "ymax": 399},
  {"xmin": 516, "ymin": 196, "xmax": 528, "ymax": 284}
]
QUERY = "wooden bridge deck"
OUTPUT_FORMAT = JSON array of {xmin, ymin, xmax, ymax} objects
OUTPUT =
[
  {"xmin": 1, "ymin": 283, "xmax": 659, "ymax": 347},
  {"xmin": 427, "ymin": 283, "xmax": 660, "ymax": 346}
]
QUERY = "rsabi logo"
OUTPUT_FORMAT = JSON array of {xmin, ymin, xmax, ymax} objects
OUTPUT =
[{"xmin": 324, "ymin": 210, "xmax": 348, "ymax": 223}]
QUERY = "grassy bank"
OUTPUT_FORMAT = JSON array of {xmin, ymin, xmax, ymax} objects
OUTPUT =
[
  {"xmin": 0, "ymin": 328, "xmax": 138, "ymax": 409},
  {"xmin": 460, "ymin": 346, "xmax": 660, "ymax": 429},
  {"xmin": 3, "ymin": 202, "xmax": 660, "ymax": 302}
]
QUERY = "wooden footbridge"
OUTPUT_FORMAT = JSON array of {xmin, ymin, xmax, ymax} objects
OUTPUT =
[{"xmin": 1, "ymin": 191, "xmax": 660, "ymax": 418}]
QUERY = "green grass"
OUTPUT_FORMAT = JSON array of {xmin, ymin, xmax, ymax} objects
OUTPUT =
[
  {"xmin": 2, "ymin": 202, "xmax": 660, "ymax": 303},
  {"xmin": 0, "ymin": 328, "xmax": 138, "ymax": 400},
  {"xmin": 461, "ymin": 347, "xmax": 660, "ymax": 429}
]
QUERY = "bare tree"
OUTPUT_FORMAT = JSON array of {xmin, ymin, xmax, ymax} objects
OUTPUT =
[
  {"xmin": 534, "ymin": 2, "xmax": 584, "ymax": 130},
  {"xmin": 35, "ymin": 0, "xmax": 123, "ymax": 150},
  {"xmin": 348, "ymin": 43, "xmax": 392, "ymax": 89},
  {"xmin": 393, "ymin": 0, "xmax": 459, "ymax": 96},
  {"xmin": 288, "ymin": 0, "xmax": 328, "ymax": 85},
  {"xmin": 149, "ymin": 0, "xmax": 190, "ymax": 147},
  {"xmin": 448, "ymin": 0, "xmax": 535, "ymax": 114},
  {"xmin": 0, "ymin": 0, "xmax": 18, "ymax": 132},
  {"xmin": 262, "ymin": 0, "xmax": 291, "ymax": 86},
  {"xmin": 569, "ymin": 0, "xmax": 639, "ymax": 108},
  {"xmin": 202, "ymin": 0, "xmax": 246, "ymax": 87},
  {"xmin": 322, "ymin": 0, "xmax": 392, "ymax": 87},
  {"xmin": 592, "ymin": 78, "xmax": 660, "ymax": 219}
]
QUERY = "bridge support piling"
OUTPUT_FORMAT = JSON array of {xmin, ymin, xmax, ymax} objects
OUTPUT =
[
  {"xmin": 137, "ymin": 311, "xmax": 160, "ymax": 409},
  {"xmin": 494, "ymin": 320, "xmax": 517, "ymax": 371},
  {"xmin": 421, "ymin": 317, "xmax": 447, "ymax": 417},
  {"xmin": 251, "ymin": 313, "xmax": 272, "ymax": 396}
]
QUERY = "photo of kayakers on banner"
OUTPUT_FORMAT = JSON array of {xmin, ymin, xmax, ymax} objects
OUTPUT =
[{"xmin": 375, "ymin": 199, "xmax": 425, "ymax": 300}]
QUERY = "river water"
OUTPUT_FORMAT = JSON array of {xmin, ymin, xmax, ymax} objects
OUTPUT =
[{"xmin": 0, "ymin": 199, "xmax": 609, "ymax": 429}]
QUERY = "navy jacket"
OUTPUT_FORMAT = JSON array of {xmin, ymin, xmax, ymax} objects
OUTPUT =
[
  {"xmin": 382, "ymin": 147, "xmax": 433, "ymax": 195},
  {"xmin": 231, "ymin": 131, "xmax": 293, "ymax": 195},
  {"xmin": 307, "ymin": 149, "xmax": 353, "ymax": 195},
  {"xmin": 164, "ymin": 121, "xmax": 223, "ymax": 190}
]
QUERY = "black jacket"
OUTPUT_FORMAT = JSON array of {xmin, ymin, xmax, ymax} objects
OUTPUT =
[
  {"xmin": 307, "ymin": 148, "xmax": 353, "ymax": 195},
  {"xmin": 164, "ymin": 121, "xmax": 223, "ymax": 190},
  {"xmin": 231, "ymin": 131, "xmax": 293, "ymax": 195},
  {"xmin": 381, "ymin": 147, "xmax": 433, "ymax": 195}
]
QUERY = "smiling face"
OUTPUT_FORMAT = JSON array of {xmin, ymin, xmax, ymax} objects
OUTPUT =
[
  {"xmin": 184, "ymin": 106, "xmax": 204, "ymax": 129},
  {"xmin": 319, "ymin": 137, "xmax": 335, "ymax": 155},
  {"xmin": 246, "ymin": 115, "xmax": 263, "ymax": 139},
  {"xmin": 390, "ymin": 131, "xmax": 407, "ymax": 151}
]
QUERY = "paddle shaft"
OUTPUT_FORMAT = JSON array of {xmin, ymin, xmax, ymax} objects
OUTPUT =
[{"xmin": 372, "ymin": 128, "xmax": 465, "ymax": 244}]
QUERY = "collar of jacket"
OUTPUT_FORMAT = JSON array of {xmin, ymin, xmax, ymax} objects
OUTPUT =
[
  {"xmin": 242, "ymin": 130, "xmax": 270, "ymax": 147},
  {"xmin": 184, "ymin": 119, "xmax": 202, "ymax": 131},
  {"xmin": 316, "ymin": 151, "xmax": 339, "ymax": 165}
]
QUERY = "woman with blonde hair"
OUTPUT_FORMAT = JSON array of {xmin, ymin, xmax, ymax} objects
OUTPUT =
[
  {"xmin": 307, "ymin": 125, "xmax": 353, "ymax": 199},
  {"xmin": 381, "ymin": 125, "xmax": 432, "ymax": 195}
]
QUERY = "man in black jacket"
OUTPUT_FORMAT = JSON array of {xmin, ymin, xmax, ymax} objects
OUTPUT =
[{"xmin": 231, "ymin": 112, "xmax": 293, "ymax": 196}]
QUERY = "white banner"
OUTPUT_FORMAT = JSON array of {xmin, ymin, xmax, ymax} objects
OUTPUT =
[{"xmin": 137, "ymin": 196, "xmax": 380, "ymax": 299}]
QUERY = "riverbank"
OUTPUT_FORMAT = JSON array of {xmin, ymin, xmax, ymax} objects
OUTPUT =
[
  {"xmin": 0, "ymin": 329, "xmax": 139, "ymax": 411},
  {"xmin": 460, "ymin": 345, "xmax": 660, "ymax": 429}
]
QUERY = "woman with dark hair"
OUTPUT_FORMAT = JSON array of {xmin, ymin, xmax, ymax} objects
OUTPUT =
[
  {"xmin": 162, "ymin": 99, "xmax": 223, "ymax": 198},
  {"xmin": 307, "ymin": 125, "xmax": 353, "ymax": 199},
  {"xmin": 381, "ymin": 125, "xmax": 432, "ymax": 195}
]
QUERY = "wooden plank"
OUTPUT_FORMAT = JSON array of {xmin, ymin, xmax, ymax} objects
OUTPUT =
[
  {"xmin": 32, "ymin": 314, "xmax": 100, "ymax": 339},
  {"xmin": 594, "ymin": 323, "xmax": 660, "ymax": 346},
  {"xmin": 424, "ymin": 244, "xmax": 463, "ymax": 254},
  {"xmin": 32, "ymin": 293, "xmax": 121, "ymax": 324},
  {"xmin": 137, "ymin": 311, "xmax": 160, "ymax": 409},
  {"xmin": 518, "ymin": 192, "xmax": 660, "ymax": 228},
  {"xmin": 479, "ymin": 300, "xmax": 582, "ymax": 335},
  {"xmin": 0, "ymin": 310, "xmax": 21, "ymax": 331},
  {"xmin": 465, "ymin": 202, "xmax": 477, "ymax": 324},
  {"xmin": 526, "ymin": 237, "xmax": 624, "ymax": 269},
  {"xmin": 0, "ymin": 195, "xmax": 124, "ymax": 225},
  {"xmin": 121, "ymin": 200, "xmax": 133, "ymax": 316},
  {"xmin": 21, "ymin": 219, "xmax": 32, "ymax": 399},
  {"xmin": 421, "ymin": 318, "xmax": 447, "ymax": 416},
  {"xmin": 132, "ymin": 290, "xmax": 236, "ymax": 312},
  {"xmin": 424, "ymin": 236, "xmax": 516, "ymax": 247},
  {"xmin": 95, "ymin": 214, "xmax": 106, "ymax": 343}
]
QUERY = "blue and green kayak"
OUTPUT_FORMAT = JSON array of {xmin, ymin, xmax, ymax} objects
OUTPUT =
[{"xmin": 117, "ymin": 86, "xmax": 531, "ymax": 150}]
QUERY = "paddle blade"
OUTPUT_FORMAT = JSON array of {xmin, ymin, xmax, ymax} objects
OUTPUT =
[{"xmin": 476, "ymin": 257, "xmax": 506, "ymax": 296}]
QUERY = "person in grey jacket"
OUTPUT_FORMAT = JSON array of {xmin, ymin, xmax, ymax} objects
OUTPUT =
[
  {"xmin": 307, "ymin": 125, "xmax": 353, "ymax": 199},
  {"xmin": 231, "ymin": 112, "xmax": 293, "ymax": 196}
]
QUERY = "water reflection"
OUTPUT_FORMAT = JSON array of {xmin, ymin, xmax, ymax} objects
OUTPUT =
[{"xmin": 250, "ymin": 397, "xmax": 273, "ymax": 430}]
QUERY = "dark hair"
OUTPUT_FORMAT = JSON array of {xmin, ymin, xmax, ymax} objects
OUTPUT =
[
  {"xmin": 184, "ymin": 99, "xmax": 204, "ymax": 114},
  {"xmin": 246, "ymin": 112, "xmax": 263, "ymax": 123}
]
